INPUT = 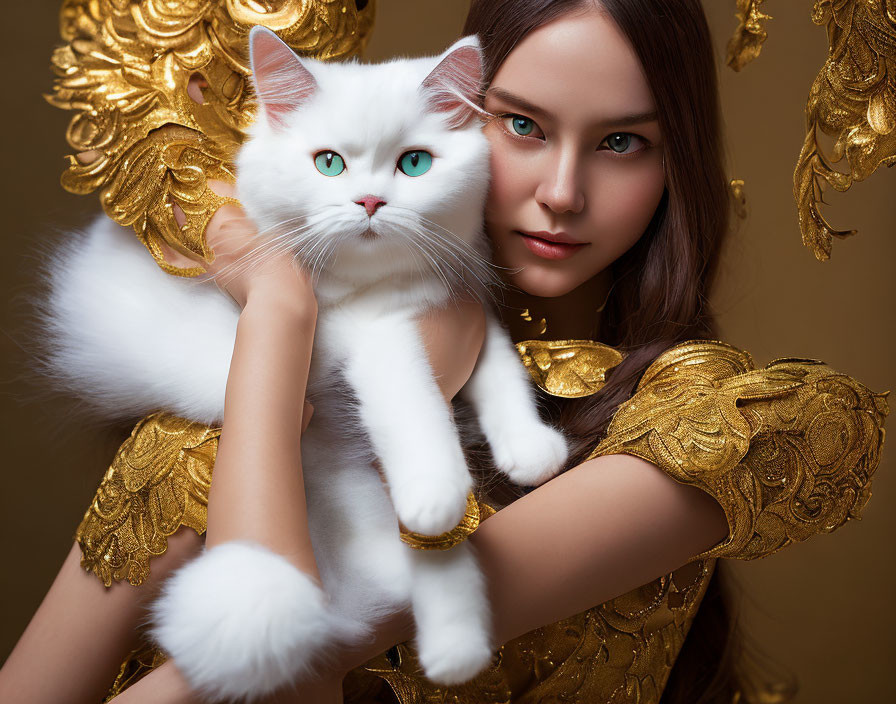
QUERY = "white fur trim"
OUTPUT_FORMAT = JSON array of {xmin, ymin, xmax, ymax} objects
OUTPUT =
[{"xmin": 151, "ymin": 541, "xmax": 363, "ymax": 702}]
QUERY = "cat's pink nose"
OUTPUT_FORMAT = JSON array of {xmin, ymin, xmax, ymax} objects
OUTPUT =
[{"xmin": 355, "ymin": 196, "xmax": 387, "ymax": 217}]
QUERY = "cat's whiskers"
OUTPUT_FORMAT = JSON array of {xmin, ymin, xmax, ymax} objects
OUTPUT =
[
  {"xmin": 212, "ymin": 206, "xmax": 339, "ymax": 286},
  {"xmin": 294, "ymin": 216, "xmax": 355, "ymax": 279},
  {"xmin": 387, "ymin": 211, "xmax": 497, "ymax": 299},
  {"xmin": 213, "ymin": 221, "xmax": 326, "ymax": 289},
  {"xmin": 389, "ymin": 207, "xmax": 497, "ymax": 286},
  {"xmin": 408, "ymin": 235, "xmax": 454, "ymax": 293},
  {"xmin": 413, "ymin": 234, "xmax": 464, "ymax": 292},
  {"xmin": 414, "ymin": 216, "xmax": 498, "ymax": 281}
]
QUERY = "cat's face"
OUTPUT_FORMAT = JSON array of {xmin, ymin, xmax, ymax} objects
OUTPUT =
[{"xmin": 237, "ymin": 28, "xmax": 491, "ymax": 286}]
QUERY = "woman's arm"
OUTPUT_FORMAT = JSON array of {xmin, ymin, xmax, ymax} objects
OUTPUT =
[
  {"xmin": 472, "ymin": 452, "xmax": 729, "ymax": 645},
  {"xmin": 0, "ymin": 530, "xmax": 203, "ymax": 704},
  {"xmin": 204, "ymin": 283, "xmax": 318, "ymax": 574},
  {"xmin": 162, "ymin": 179, "xmax": 321, "ymax": 572},
  {"xmin": 330, "ymin": 452, "xmax": 729, "ymax": 678},
  {"xmin": 0, "ymin": 196, "xmax": 321, "ymax": 703}
]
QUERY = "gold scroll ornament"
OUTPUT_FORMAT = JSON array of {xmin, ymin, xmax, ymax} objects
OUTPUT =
[
  {"xmin": 727, "ymin": 1, "xmax": 896, "ymax": 260},
  {"xmin": 46, "ymin": 0, "xmax": 376, "ymax": 276}
]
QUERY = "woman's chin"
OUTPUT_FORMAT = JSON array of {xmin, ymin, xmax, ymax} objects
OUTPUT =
[{"xmin": 509, "ymin": 267, "xmax": 585, "ymax": 299}]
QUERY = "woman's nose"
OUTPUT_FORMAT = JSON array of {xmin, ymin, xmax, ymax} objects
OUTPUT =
[{"xmin": 534, "ymin": 151, "xmax": 585, "ymax": 215}]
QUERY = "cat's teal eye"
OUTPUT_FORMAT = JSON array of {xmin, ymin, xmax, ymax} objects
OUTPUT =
[
  {"xmin": 397, "ymin": 150, "xmax": 433, "ymax": 177},
  {"xmin": 314, "ymin": 150, "xmax": 346, "ymax": 176}
]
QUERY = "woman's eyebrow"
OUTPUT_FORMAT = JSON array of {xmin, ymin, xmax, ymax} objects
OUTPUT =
[
  {"xmin": 603, "ymin": 110, "xmax": 659, "ymax": 127},
  {"xmin": 486, "ymin": 87, "xmax": 553, "ymax": 120},
  {"xmin": 486, "ymin": 86, "xmax": 658, "ymax": 128}
]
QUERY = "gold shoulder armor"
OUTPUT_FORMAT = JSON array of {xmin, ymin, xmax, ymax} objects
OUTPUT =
[
  {"xmin": 590, "ymin": 340, "xmax": 889, "ymax": 561},
  {"xmin": 47, "ymin": 1, "xmax": 376, "ymax": 276},
  {"xmin": 76, "ymin": 412, "xmax": 219, "ymax": 586}
]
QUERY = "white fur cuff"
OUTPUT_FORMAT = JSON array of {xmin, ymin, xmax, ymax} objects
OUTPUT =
[{"xmin": 151, "ymin": 541, "xmax": 351, "ymax": 702}]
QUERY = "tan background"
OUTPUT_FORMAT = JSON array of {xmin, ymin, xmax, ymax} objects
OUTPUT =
[{"xmin": 1, "ymin": 1, "xmax": 893, "ymax": 701}]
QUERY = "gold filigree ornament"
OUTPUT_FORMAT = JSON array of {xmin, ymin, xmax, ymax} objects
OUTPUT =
[
  {"xmin": 726, "ymin": 1, "xmax": 896, "ymax": 260},
  {"xmin": 516, "ymin": 339, "xmax": 625, "ymax": 399},
  {"xmin": 726, "ymin": 0, "xmax": 773, "ymax": 71},
  {"xmin": 46, "ymin": 0, "xmax": 376, "ymax": 276},
  {"xmin": 794, "ymin": 0, "xmax": 896, "ymax": 260}
]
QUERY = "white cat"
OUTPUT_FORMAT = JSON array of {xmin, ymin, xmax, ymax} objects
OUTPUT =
[{"xmin": 43, "ymin": 27, "xmax": 568, "ymax": 701}]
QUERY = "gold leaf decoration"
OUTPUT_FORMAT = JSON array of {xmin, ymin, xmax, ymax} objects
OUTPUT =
[
  {"xmin": 47, "ymin": 0, "xmax": 376, "ymax": 276},
  {"xmin": 727, "ymin": 0, "xmax": 773, "ymax": 71},
  {"xmin": 794, "ymin": 0, "xmax": 896, "ymax": 260},
  {"xmin": 730, "ymin": 178, "xmax": 748, "ymax": 219},
  {"xmin": 516, "ymin": 339, "xmax": 624, "ymax": 398}
]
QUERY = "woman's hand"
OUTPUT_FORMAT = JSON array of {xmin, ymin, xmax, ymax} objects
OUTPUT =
[
  {"xmin": 170, "ymin": 180, "xmax": 318, "ymax": 429},
  {"xmin": 182, "ymin": 181, "xmax": 317, "ymax": 315}
]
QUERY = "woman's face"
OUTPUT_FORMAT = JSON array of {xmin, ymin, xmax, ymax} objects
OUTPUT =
[{"xmin": 483, "ymin": 7, "xmax": 666, "ymax": 298}]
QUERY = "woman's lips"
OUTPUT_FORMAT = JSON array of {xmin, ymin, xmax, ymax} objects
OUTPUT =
[{"xmin": 515, "ymin": 230, "xmax": 587, "ymax": 260}]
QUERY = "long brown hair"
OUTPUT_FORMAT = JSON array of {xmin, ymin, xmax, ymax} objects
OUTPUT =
[{"xmin": 463, "ymin": 2, "xmax": 791, "ymax": 703}]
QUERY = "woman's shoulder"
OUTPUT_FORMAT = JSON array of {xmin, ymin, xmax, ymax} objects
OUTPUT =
[
  {"xmin": 590, "ymin": 338, "xmax": 889, "ymax": 562},
  {"xmin": 76, "ymin": 412, "xmax": 219, "ymax": 587}
]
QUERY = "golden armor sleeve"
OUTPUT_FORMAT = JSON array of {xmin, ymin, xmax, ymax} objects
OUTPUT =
[
  {"xmin": 589, "ymin": 340, "xmax": 889, "ymax": 562},
  {"xmin": 75, "ymin": 412, "xmax": 220, "ymax": 587}
]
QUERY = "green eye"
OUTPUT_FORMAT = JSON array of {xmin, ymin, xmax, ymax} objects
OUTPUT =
[
  {"xmin": 398, "ymin": 150, "xmax": 432, "ymax": 177},
  {"xmin": 606, "ymin": 133, "xmax": 633, "ymax": 153},
  {"xmin": 510, "ymin": 116, "xmax": 534, "ymax": 136},
  {"xmin": 314, "ymin": 151, "xmax": 346, "ymax": 176}
]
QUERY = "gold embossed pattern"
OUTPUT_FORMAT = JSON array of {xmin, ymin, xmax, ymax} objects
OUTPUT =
[
  {"xmin": 352, "ymin": 559, "xmax": 716, "ymax": 704},
  {"xmin": 590, "ymin": 341, "xmax": 888, "ymax": 562},
  {"xmin": 46, "ymin": 0, "xmax": 375, "ymax": 276},
  {"xmin": 81, "ymin": 341, "xmax": 886, "ymax": 702},
  {"xmin": 76, "ymin": 412, "xmax": 219, "ymax": 587}
]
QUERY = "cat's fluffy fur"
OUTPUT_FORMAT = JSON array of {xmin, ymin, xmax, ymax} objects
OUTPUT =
[{"xmin": 43, "ymin": 28, "xmax": 568, "ymax": 701}]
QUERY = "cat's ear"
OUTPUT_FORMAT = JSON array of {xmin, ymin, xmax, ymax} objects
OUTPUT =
[
  {"xmin": 421, "ymin": 36, "xmax": 484, "ymax": 129},
  {"xmin": 248, "ymin": 26, "xmax": 317, "ymax": 130}
]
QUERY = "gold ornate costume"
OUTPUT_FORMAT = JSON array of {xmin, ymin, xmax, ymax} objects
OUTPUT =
[
  {"xmin": 76, "ymin": 340, "xmax": 887, "ymax": 702},
  {"xmin": 44, "ymin": 1, "xmax": 892, "ymax": 701}
]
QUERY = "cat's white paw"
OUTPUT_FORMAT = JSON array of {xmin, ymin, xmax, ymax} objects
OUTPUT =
[
  {"xmin": 417, "ymin": 623, "xmax": 494, "ymax": 686},
  {"xmin": 392, "ymin": 472, "xmax": 473, "ymax": 536},
  {"xmin": 490, "ymin": 422, "xmax": 569, "ymax": 486}
]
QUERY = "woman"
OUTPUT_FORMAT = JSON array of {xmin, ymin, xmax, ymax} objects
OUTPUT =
[{"xmin": 0, "ymin": 0, "xmax": 885, "ymax": 702}]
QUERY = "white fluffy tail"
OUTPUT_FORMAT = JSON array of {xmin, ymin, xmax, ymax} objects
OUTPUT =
[
  {"xmin": 41, "ymin": 216, "xmax": 239, "ymax": 424},
  {"xmin": 151, "ymin": 541, "xmax": 366, "ymax": 702}
]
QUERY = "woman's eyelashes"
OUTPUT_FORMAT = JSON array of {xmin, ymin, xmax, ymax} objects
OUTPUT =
[
  {"xmin": 497, "ymin": 113, "xmax": 651, "ymax": 156},
  {"xmin": 598, "ymin": 132, "xmax": 650, "ymax": 156},
  {"xmin": 499, "ymin": 113, "xmax": 545, "ymax": 140}
]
